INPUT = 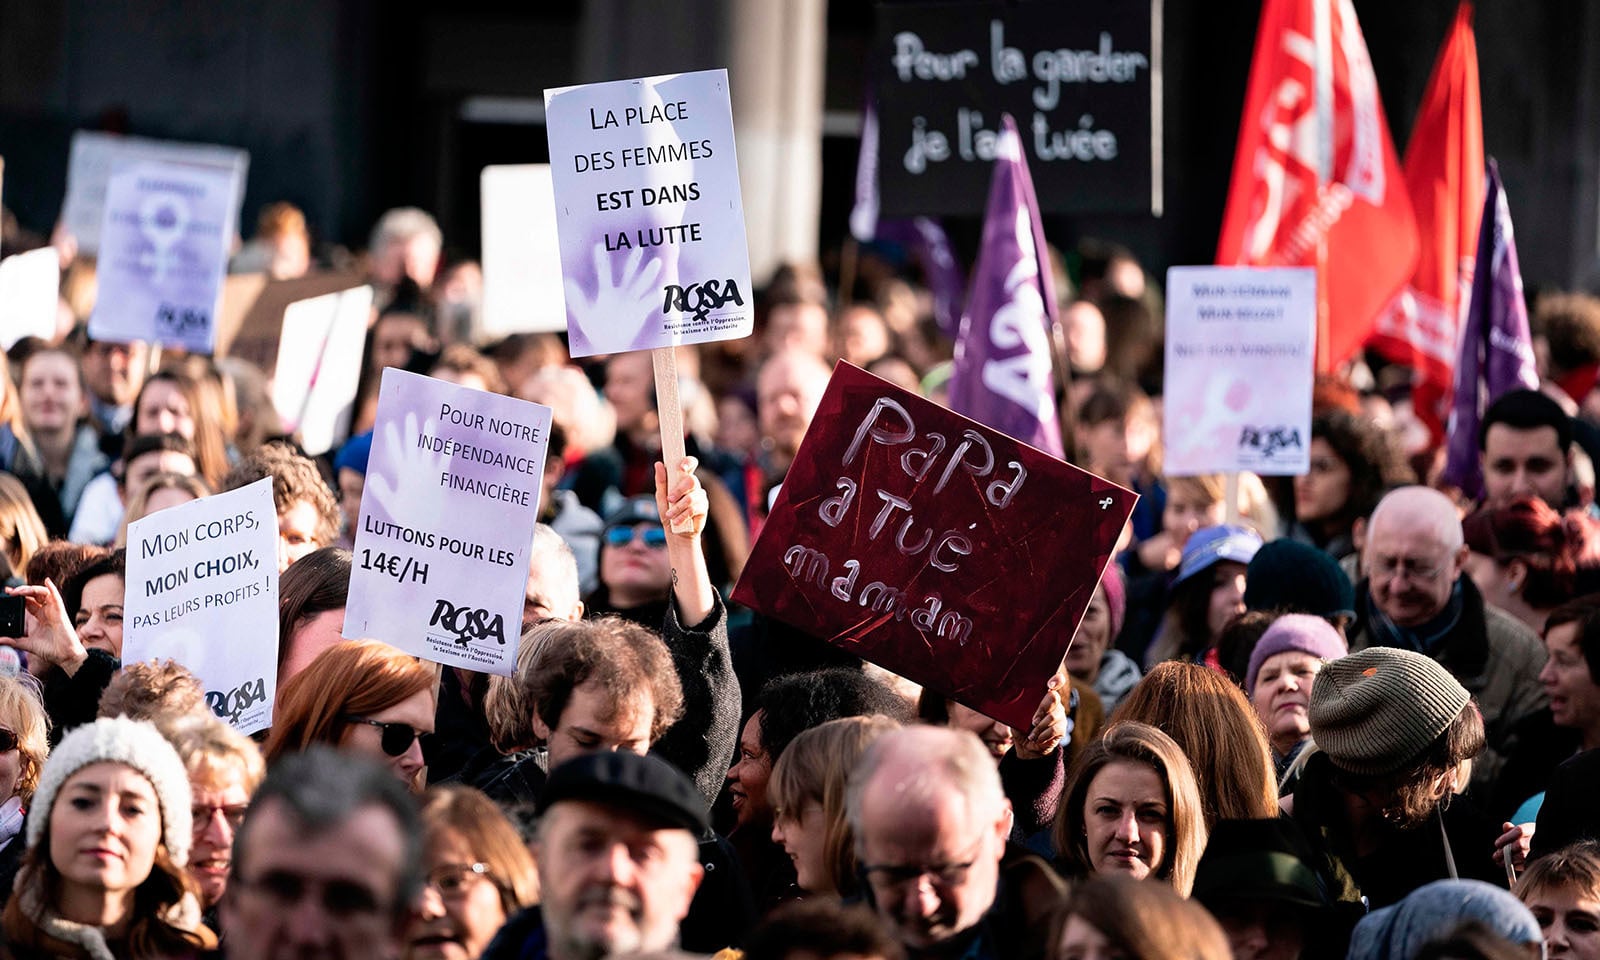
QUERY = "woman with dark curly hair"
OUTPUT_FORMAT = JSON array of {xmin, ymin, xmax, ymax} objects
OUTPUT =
[{"xmin": 1290, "ymin": 410, "xmax": 1414, "ymax": 562}]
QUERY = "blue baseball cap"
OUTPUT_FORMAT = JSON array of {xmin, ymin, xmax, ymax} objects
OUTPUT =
[
  {"xmin": 333, "ymin": 431, "xmax": 373, "ymax": 476},
  {"xmin": 1173, "ymin": 524, "xmax": 1263, "ymax": 586}
]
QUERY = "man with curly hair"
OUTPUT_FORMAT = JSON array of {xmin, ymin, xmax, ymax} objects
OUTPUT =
[{"xmin": 224, "ymin": 443, "xmax": 340, "ymax": 572}]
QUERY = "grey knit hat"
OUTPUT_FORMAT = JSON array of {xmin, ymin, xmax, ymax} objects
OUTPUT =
[
  {"xmin": 27, "ymin": 716, "xmax": 193, "ymax": 867},
  {"xmin": 1308, "ymin": 647, "xmax": 1469, "ymax": 777}
]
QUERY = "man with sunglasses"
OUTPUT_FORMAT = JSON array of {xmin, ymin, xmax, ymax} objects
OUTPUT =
[
  {"xmin": 847, "ymin": 726, "xmax": 1061, "ymax": 960},
  {"xmin": 1347, "ymin": 485, "xmax": 1546, "ymax": 793},
  {"xmin": 223, "ymin": 746, "xmax": 423, "ymax": 960}
]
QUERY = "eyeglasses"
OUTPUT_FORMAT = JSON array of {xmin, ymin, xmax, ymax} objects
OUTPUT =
[
  {"xmin": 193, "ymin": 802, "xmax": 249, "ymax": 834},
  {"xmin": 237, "ymin": 869, "xmax": 387, "ymax": 918},
  {"xmin": 0, "ymin": 729, "xmax": 16, "ymax": 753},
  {"xmin": 859, "ymin": 835, "xmax": 987, "ymax": 894},
  {"xmin": 1369, "ymin": 555, "xmax": 1446, "ymax": 583},
  {"xmin": 340, "ymin": 716, "xmax": 432, "ymax": 757},
  {"xmin": 426, "ymin": 862, "xmax": 492, "ymax": 898},
  {"xmin": 604, "ymin": 524, "xmax": 668, "ymax": 549}
]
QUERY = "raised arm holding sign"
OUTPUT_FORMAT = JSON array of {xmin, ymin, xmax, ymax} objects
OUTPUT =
[{"xmin": 544, "ymin": 68, "xmax": 754, "ymax": 534}]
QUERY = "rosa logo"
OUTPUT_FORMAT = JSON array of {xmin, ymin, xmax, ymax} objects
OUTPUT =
[
  {"xmin": 207, "ymin": 677, "xmax": 267, "ymax": 724},
  {"xmin": 430, "ymin": 598, "xmax": 507, "ymax": 647},
  {"xmin": 662, "ymin": 278, "xmax": 745, "ymax": 322},
  {"xmin": 1237, "ymin": 425, "xmax": 1302, "ymax": 458}
]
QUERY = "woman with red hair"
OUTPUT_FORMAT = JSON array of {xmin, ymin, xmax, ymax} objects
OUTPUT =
[
  {"xmin": 263, "ymin": 639, "xmax": 436, "ymax": 791},
  {"xmin": 1462, "ymin": 495, "xmax": 1600, "ymax": 635}
]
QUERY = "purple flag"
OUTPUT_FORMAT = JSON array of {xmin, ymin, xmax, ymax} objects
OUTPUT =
[
  {"xmin": 947, "ymin": 114, "xmax": 1064, "ymax": 458},
  {"xmin": 851, "ymin": 94, "xmax": 967, "ymax": 335},
  {"xmin": 1442, "ymin": 158, "xmax": 1539, "ymax": 497},
  {"xmin": 849, "ymin": 91, "xmax": 881, "ymax": 243}
]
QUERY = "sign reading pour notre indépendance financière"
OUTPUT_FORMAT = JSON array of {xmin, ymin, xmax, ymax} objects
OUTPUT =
[
  {"xmin": 873, "ymin": 0, "xmax": 1161, "ymax": 217},
  {"xmin": 733, "ymin": 363, "xmax": 1137, "ymax": 731},
  {"xmin": 344, "ymin": 369, "xmax": 552, "ymax": 676}
]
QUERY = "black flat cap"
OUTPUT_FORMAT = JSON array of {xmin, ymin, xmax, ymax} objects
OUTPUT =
[{"xmin": 538, "ymin": 752, "xmax": 708, "ymax": 835}]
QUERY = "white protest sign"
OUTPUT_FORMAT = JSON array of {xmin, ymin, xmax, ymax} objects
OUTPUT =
[
  {"xmin": 272, "ymin": 285, "xmax": 374, "ymax": 456},
  {"xmin": 481, "ymin": 164, "xmax": 566, "ymax": 336},
  {"xmin": 1163, "ymin": 266, "xmax": 1317, "ymax": 476},
  {"xmin": 0, "ymin": 249, "xmax": 61, "ymax": 349},
  {"xmin": 344, "ymin": 370, "xmax": 552, "ymax": 675},
  {"xmin": 544, "ymin": 68, "xmax": 753, "ymax": 357},
  {"xmin": 60, "ymin": 131, "xmax": 249, "ymax": 257},
  {"xmin": 89, "ymin": 160, "xmax": 241, "ymax": 353},
  {"xmin": 124, "ymin": 478, "xmax": 279, "ymax": 734}
]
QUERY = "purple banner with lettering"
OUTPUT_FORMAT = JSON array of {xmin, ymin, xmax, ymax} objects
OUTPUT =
[
  {"xmin": 1442, "ymin": 159, "xmax": 1539, "ymax": 498},
  {"xmin": 947, "ymin": 115, "xmax": 1064, "ymax": 457},
  {"xmin": 732, "ymin": 363, "xmax": 1134, "ymax": 730}
]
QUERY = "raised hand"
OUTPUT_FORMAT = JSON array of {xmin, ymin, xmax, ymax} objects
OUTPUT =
[
  {"xmin": 5, "ymin": 579, "xmax": 89, "ymax": 676},
  {"xmin": 1012, "ymin": 674, "xmax": 1068, "ymax": 760}
]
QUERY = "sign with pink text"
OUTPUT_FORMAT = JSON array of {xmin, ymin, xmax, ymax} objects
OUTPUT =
[
  {"xmin": 344, "ymin": 369, "xmax": 552, "ymax": 675},
  {"xmin": 733, "ymin": 363, "xmax": 1136, "ymax": 730},
  {"xmin": 1163, "ymin": 266, "xmax": 1316, "ymax": 476},
  {"xmin": 544, "ymin": 68, "xmax": 753, "ymax": 357}
]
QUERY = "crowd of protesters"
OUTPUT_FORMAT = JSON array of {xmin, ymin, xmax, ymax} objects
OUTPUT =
[{"xmin": 2, "ymin": 203, "xmax": 1600, "ymax": 960}]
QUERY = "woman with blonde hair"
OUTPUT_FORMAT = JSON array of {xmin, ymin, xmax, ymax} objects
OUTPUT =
[
  {"xmin": 1051, "ymin": 722, "xmax": 1208, "ymax": 897},
  {"xmin": 1514, "ymin": 842, "xmax": 1600, "ymax": 959},
  {"xmin": 263, "ymin": 639, "xmax": 436, "ymax": 791},
  {"xmin": 166, "ymin": 714, "xmax": 265, "ymax": 918},
  {"xmin": 1110, "ymin": 661, "xmax": 1280, "ymax": 826},
  {"xmin": 405, "ymin": 785, "xmax": 539, "ymax": 960},
  {"xmin": 0, "ymin": 474, "xmax": 48, "ymax": 585},
  {"xmin": 768, "ymin": 715, "xmax": 901, "ymax": 897},
  {"xmin": 0, "ymin": 675, "xmax": 50, "ymax": 893}
]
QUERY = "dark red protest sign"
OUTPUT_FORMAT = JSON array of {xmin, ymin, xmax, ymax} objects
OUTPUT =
[{"xmin": 733, "ymin": 363, "xmax": 1136, "ymax": 730}]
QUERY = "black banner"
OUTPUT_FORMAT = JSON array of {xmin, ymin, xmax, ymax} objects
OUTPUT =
[{"xmin": 873, "ymin": 0, "xmax": 1160, "ymax": 218}]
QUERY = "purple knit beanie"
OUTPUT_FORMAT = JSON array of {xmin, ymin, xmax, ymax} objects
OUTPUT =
[
  {"xmin": 1245, "ymin": 613, "xmax": 1349, "ymax": 696},
  {"xmin": 1099, "ymin": 562, "xmax": 1126, "ymax": 640}
]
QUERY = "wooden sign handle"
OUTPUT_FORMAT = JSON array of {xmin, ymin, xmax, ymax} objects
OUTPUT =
[
  {"xmin": 1225, "ymin": 471, "xmax": 1242, "ymax": 525},
  {"xmin": 652, "ymin": 346, "xmax": 693, "ymax": 534}
]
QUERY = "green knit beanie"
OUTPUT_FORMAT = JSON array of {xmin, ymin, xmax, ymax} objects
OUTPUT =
[{"xmin": 1308, "ymin": 647, "xmax": 1469, "ymax": 776}]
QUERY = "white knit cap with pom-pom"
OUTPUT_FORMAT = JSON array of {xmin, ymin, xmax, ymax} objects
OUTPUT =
[{"xmin": 26, "ymin": 716, "xmax": 192, "ymax": 867}]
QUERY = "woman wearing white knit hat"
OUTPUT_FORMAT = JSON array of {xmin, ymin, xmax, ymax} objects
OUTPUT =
[{"xmin": 0, "ymin": 715, "xmax": 216, "ymax": 959}]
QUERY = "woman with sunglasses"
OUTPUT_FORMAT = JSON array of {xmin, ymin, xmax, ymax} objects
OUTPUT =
[
  {"xmin": 404, "ymin": 785, "xmax": 538, "ymax": 960},
  {"xmin": 0, "ymin": 675, "xmax": 49, "ymax": 903},
  {"xmin": 167, "ymin": 713, "xmax": 264, "ymax": 928},
  {"xmin": 263, "ymin": 639, "xmax": 436, "ymax": 791},
  {"xmin": 585, "ymin": 495, "xmax": 677, "ymax": 627}
]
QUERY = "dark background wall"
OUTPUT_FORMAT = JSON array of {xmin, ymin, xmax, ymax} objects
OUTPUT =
[{"xmin": 2, "ymin": 0, "xmax": 1596, "ymax": 293}]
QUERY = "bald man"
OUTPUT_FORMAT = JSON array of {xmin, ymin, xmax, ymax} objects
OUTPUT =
[
  {"xmin": 847, "ymin": 727, "xmax": 1062, "ymax": 960},
  {"xmin": 1351, "ymin": 486, "xmax": 1547, "ymax": 790},
  {"xmin": 756, "ymin": 350, "xmax": 832, "ymax": 485}
]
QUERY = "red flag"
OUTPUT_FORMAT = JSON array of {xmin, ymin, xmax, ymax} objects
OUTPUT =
[
  {"xmin": 1370, "ymin": 1, "xmax": 1484, "ymax": 441},
  {"xmin": 1217, "ymin": 0, "xmax": 1419, "ymax": 372}
]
